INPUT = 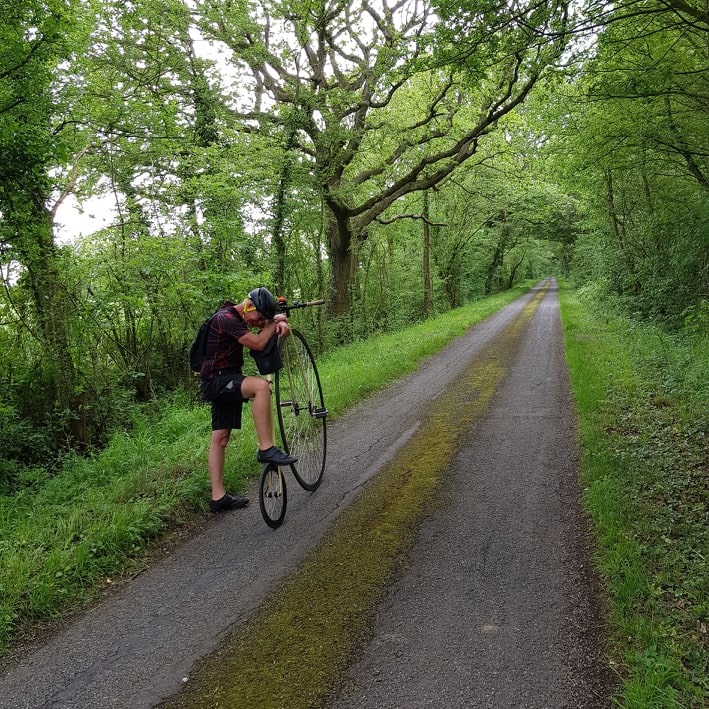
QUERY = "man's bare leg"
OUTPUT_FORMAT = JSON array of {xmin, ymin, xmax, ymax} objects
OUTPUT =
[{"xmin": 208, "ymin": 428, "xmax": 231, "ymax": 499}]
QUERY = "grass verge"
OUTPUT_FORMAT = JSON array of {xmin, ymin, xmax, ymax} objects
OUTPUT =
[
  {"xmin": 558, "ymin": 282, "xmax": 708, "ymax": 708},
  {"xmin": 0, "ymin": 284, "xmax": 531, "ymax": 658}
]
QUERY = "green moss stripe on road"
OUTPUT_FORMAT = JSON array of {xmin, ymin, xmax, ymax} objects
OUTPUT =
[{"xmin": 160, "ymin": 288, "xmax": 547, "ymax": 709}]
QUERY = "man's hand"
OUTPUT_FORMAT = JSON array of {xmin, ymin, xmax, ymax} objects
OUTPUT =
[{"xmin": 274, "ymin": 319, "xmax": 290, "ymax": 337}]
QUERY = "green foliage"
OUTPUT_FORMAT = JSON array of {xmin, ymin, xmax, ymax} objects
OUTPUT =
[
  {"xmin": 0, "ymin": 411, "xmax": 53, "ymax": 496},
  {"xmin": 559, "ymin": 282, "xmax": 708, "ymax": 706},
  {"xmin": 538, "ymin": 2, "xmax": 709, "ymax": 326}
]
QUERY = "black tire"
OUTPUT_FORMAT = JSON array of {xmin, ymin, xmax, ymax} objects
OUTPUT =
[
  {"xmin": 274, "ymin": 329, "xmax": 327, "ymax": 491},
  {"xmin": 259, "ymin": 463, "xmax": 287, "ymax": 529}
]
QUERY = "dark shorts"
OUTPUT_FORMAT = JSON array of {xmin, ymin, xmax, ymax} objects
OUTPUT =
[{"xmin": 201, "ymin": 373, "xmax": 246, "ymax": 431}]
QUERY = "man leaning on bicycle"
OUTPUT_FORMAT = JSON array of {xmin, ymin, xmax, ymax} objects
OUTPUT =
[{"xmin": 198, "ymin": 287, "xmax": 297, "ymax": 513}]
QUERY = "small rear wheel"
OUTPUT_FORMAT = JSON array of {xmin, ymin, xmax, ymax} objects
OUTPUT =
[
  {"xmin": 259, "ymin": 463, "xmax": 287, "ymax": 528},
  {"xmin": 275, "ymin": 329, "xmax": 327, "ymax": 491}
]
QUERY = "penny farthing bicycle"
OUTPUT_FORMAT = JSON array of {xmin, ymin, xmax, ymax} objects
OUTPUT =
[{"xmin": 259, "ymin": 297, "xmax": 328, "ymax": 528}]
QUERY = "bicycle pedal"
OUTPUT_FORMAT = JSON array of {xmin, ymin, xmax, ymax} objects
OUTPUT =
[{"xmin": 311, "ymin": 407, "xmax": 328, "ymax": 419}]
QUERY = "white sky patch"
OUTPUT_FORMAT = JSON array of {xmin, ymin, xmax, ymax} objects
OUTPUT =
[
  {"xmin": 54, "ymin": 20, "xmax": 237, "ymax": 245},
  {"xmin": 54, "ymin": 193, "xmax": 117, "ymax": 245}
]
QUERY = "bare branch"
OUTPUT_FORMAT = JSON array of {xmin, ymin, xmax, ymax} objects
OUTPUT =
[
  {"xmin": 51, "ymin": 142, "xmax": 94, "ymax": 219},
  {"xmin": 351, "ymin": 69, "xmax": 540, "ymax": 228},
  {"xmin": 375, "ymin": 212, "xmax": 446, "ymax": 226}
]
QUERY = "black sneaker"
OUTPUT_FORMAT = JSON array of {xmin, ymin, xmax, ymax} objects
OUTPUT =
[
  {"xmin": 256, "ymin": 446, "xmax": 297, "ymax": 466},
  {"xmin": 210, "ymin": 493, "xmax": 249, "ymax": 513}
]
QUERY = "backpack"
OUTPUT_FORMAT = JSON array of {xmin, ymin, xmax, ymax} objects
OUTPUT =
[{"xmin": 188, "ymin": 310, "xmax": 219, "ymax": 372}]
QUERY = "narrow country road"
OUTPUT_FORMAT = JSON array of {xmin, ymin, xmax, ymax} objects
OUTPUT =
[
  {"xmin": 0, "ymin": 280, "xmax": 613, "ymax": 708},
  {"xmin": 328, "ymin": 279, "xmax": 612, "ymax": 708}
]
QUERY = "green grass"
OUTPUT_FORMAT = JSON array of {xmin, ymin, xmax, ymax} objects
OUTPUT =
[
  {"xmin": 0, "ymin": 284, "xmax": 530, "ymax": 657},
  {"xmin": 0, "ymin": 399, "xmax": 214, "ymax": 649},
  {"xmin": 558, "ymin": 282, "xmax": 708, "ymax": 708}
]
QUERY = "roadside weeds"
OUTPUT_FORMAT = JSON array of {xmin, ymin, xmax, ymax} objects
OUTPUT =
[{"xmin": 559, "ymin": 284, "xmax": 708, "ymax": 707}]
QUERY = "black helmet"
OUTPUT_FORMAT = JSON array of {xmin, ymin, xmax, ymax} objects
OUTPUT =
[{"xmin": 247, "ymin": 287, "xmax": 277, "ymax": 320}]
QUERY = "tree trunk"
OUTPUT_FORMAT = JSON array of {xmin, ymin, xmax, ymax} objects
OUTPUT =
[
  {"xmin": 484, "ymin": 241, "xmax": 504, "ymax": 295},
  {"xmin": 507, "ymin": 251, "xmax": 526, "ymax": 289},
  {"xmin": 442, "ymin": 257, "xmax": 461, "ymax": 308},
  {"xmin": 326, "ymin": 206, "xmax": 357, "ymax": 316},
  {"xmin": 422, "ymin": 191, "xmax": 432, "ymax": 319},
  {"xmin": 23, "ymin": 207, "xmax": 85, "ymax": 445},
  {"xmin": 604, "ymin": 170, "xmax": 641, "ymax": 294},
  {"xmin": 272, "ymin": 127, "xmax": 298, "ymax": 294}
]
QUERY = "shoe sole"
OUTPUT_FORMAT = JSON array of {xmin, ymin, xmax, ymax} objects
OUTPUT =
[
  {"xmin": 211, "ymin": 499, "xmax": 249, "ymax": 512},
  {"xmin": 256, "ymin": 456, "xmax": 297, "ymax": 466}
]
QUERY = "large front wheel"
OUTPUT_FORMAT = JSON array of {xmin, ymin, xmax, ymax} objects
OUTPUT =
[{"xmin": 274, "ymin": 329, "xmax": 327, "ymax": 491}]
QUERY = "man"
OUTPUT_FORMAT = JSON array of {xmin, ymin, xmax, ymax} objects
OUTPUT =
[{"xmin": 199, "ymin": 287, "xmax": 296, "ymax": 512}]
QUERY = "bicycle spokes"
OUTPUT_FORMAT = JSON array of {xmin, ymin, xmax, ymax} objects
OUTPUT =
[
  {"xmin": 259, "ymin": 464, "xmax": 287, "ymax": 528},
  {"xmin": 275, "ymin": 330, "xmax": 327, "ymax": 491}
]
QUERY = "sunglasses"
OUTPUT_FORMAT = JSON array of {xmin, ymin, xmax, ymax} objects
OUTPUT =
[{"xmin": 243, "ymin": 299, "xmax": 258, "ymax": 314}]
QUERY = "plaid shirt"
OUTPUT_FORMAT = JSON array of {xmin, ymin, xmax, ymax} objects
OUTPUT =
[{"xmin": 200, "ymin": 305, "xmax": 250, "ymax": 380}]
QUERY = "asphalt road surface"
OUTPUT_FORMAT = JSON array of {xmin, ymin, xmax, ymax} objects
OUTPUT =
[
  {"xmin": 0, "ymin": 279, "xmax": 613, "ymax": 708},
  {"xmin": 328, "ymin": 279, "xmax": 612, "ymax": 708}
]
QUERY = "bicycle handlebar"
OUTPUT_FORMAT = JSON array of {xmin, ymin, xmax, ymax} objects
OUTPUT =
[{"xmin": 277, "ymin": 297, "xmax": 326, "ymax": 314}]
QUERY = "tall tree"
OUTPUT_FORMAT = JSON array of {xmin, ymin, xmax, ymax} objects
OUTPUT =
[
  {"xmin": 194, "ymin": 0, "xmax": 570, "ymax": 316},
  {"xmin": 0, "ymin": 0, "xmax": 93, "ymax": 441}
]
